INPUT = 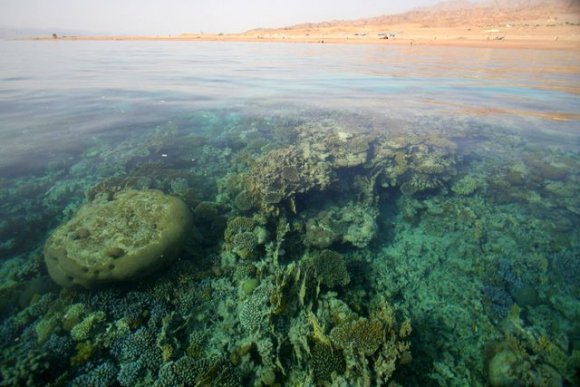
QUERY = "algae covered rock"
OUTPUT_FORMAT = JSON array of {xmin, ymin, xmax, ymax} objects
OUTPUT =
[{"xmin": 44, "ymin": 189, "xmax": 192, "ymax": 289}]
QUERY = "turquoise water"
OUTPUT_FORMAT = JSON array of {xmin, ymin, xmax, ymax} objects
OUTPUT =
[{"xmin": 0, "ymin": 40, "xmax": 579, "ymax": 385}]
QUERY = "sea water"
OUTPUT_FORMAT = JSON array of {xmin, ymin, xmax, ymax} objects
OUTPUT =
[{"xmin": 0, "ymin": 40, "xmax": 578, "ymax": 385}]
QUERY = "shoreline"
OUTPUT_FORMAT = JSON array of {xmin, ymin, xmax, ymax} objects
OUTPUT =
[{"xmin": 25, "ymin": 34, "xmax": 580, "ymax": 51}]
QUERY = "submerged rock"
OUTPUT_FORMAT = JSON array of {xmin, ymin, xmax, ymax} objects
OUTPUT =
[{"xmin": 44, "ymin": 189, "xmax": 192, "ymax": 289}]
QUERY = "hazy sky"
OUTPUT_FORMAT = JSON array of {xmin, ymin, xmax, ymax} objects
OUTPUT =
[{"xmin": 1, "ymin": 0, "xmax": 446, "ymax": 34}]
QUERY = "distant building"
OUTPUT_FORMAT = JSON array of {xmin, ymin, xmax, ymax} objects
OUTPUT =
[
  {"xmin": 378, "ymin": 32, "xmax": 399, "ymax": 39},
  {"xmin": 484, "ymin": 29, "xmax": 506, "ymax": 40}
]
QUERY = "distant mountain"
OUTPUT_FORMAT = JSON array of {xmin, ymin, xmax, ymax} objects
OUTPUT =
[
  {"xmin": 0, "ymin": 27, "xmax": 51, "ymax": 38},
  {"xmin": 246, "ymin": 0, "xmax": 579, "ymax": 33},
  {"xmin": 413, "ymin": 0, "xmax": 477, "ymax": 12},
  {"xmin": 413, "ymin": 0, "xmax": 577, "ymax": 12},
  {"xmin": 0, "ymin": 26, "xmax": 103, "ymax": 39}
]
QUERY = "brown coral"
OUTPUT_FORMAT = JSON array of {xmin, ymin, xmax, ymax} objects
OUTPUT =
[
  {"xmin": 311, "ymin": 342, "xmax": 346, "ymax": 383},
  {"xmin": 250, "ymin": 145, "xmax": 333, "ymax": 206},
  {"xmin": 224, "ymin": 216, "xmax": 267, "ymax": 260},
  {"xmin": 233, "ymin": 190, "xmax": 255, "ymax": 212},
  {"xmin": 307, "ymin": 250, "xmax": 350, "ymax": 288},
  {"xmin": 224, "ymin": 216, "xmax": 256, "ymax": 243},
  {"xmin": 304, "ymin": 218, "xmax": 338, "ymax": 249},
  {"xmin": 330, "ymin": 318, "xmax": 385, "ymax": 355},
  {"xmin": 232, "ymin": 232, "xmax": 258, "ymax": 260}
]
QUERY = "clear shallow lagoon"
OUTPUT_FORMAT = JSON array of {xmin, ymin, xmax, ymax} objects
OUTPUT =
[{"xmin": 0, "ymin": 40, "xmax": 579, "ymax": 385}]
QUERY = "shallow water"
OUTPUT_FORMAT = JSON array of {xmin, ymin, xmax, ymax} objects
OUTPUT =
[{"xmin": 0, "ymin": 40, "xmax": 579, "ymax": 386}]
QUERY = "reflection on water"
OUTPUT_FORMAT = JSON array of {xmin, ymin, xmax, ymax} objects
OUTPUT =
[{"xmin": 0, "ymin": 40, "xmax": 578, "ymax": 385}]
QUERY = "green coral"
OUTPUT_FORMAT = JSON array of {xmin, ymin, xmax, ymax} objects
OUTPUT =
[
  {"xmin": 62, "ymin": 303, "xmax": 86, "ymax": 331},
  {"xmin": 0, "ymin": 349, "xmax": 50, "ymax": 386},
  {"xmin": 241, "ymin": 277, "xmax": 260, "ymax": 295},
  {"xmin": 304, "ymin": 217, "xmax": 338, "ymax": 248},
  {"xmin": 193, "ymin": 201, "xmax": 220, "ymax": 220},
  {"xmin": 156, "ymin": 355, "xmax": 240, "ymax": 386},
  {"xmin": 44, "ymin": 189, "xmax": 193, "ymax": 288},
  {"xmin": 70, "ymin": 311, "xmax": 105, "ymax": 341},
  {"xmin": 400, "ymin": 174, "xmax": 444, "ymax": 196},
  {"xmin": 35, "ymin": 315, "xmax": 59, "ymax": 344},
  {"xmin": 452, "ymin": 175, "xmax": 480, "ymax": 196},
  {"xmin": 373, "ymin": 134, "xmax": 457, "ymax": 194}
]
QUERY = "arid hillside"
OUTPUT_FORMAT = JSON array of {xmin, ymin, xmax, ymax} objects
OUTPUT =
[{"xmin": 242, "ymin": 0, "xmax": 580, "ymax": 43}]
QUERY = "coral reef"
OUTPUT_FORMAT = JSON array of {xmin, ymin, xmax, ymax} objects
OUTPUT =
[{"xmin": 1, "ymin": 114, "xmax": 578, "ymax": 386}]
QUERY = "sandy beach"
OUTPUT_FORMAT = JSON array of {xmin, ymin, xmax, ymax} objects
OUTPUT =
[
  {"xmin": 30, "ymin": 34, "xmax": 580, "ymax": 51},
  {"xmin": 31, "ymin": 22, "xmax": 580, "ymax": 51}
]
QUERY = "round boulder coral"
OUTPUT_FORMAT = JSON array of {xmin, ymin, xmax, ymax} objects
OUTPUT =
[{"xmin": 44, "ymin": 189, "xmax": 192, "ymax": 289}]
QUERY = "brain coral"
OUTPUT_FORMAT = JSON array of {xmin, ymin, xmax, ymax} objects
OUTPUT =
[{"xmin": 44, "ymin": 189, "xmax": 192, "ymax": 289}]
